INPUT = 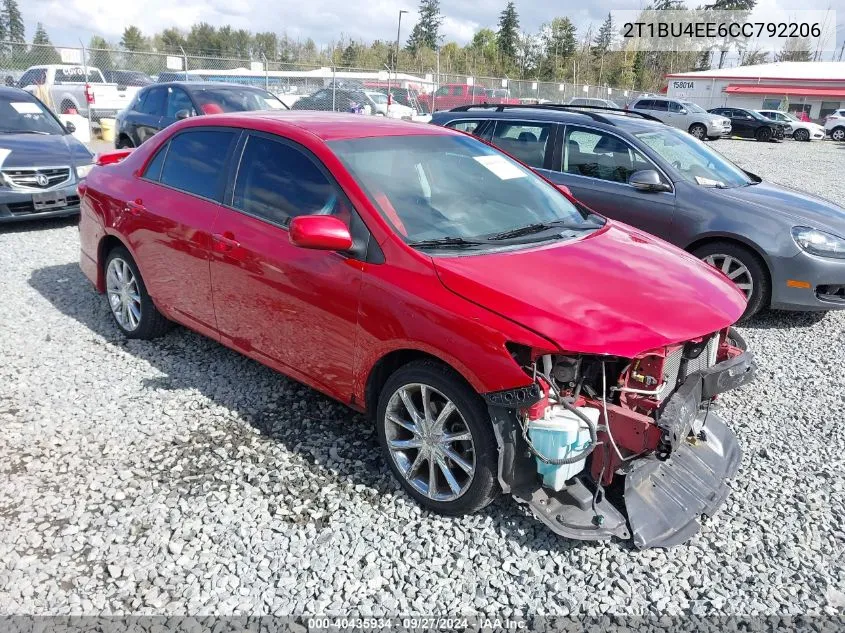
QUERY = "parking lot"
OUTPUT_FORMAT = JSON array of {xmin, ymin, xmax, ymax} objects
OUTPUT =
[{"xmin": 0, "ymin": 137, "xmax": 843, "ymax": 617}]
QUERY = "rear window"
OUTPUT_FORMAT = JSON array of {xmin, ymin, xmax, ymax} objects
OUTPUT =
[
  {"xmin": 159, "ymin": 130, "xmax": 237, "ymax": 200},
  {"xmin": 54, "ymin": 67, "xmax": 103, "ymax": 83}
]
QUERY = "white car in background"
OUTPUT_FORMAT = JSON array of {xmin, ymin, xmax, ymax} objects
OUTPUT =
[
  {"xmin": 825, "ymin": 108, "xmax": 845, "ymax": 141},
  {"xmin": 363, "ymin": 90, "xmax": 415, "ymax": 119},
  {"xmin": 757, "ymin": 110, "xmax": 825, "ymax": 141}
]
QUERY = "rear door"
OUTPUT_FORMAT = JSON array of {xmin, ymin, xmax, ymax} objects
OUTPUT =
[
  {"xmin": 125, "ymin": 127, "xmax": 240, "ymax": 336},
  {"xmin": 545, "ymin": 124, "xmax": 676, "ymax": 239},
  {"xmin": 487, "ymin": 119, "xmax": 556, "ymax": 172},
  {"xmin": 131, "ymin": 86, "xmax": 167, "ymax": 144},
  {"xmin": 209, "ymin": 131, "xmax": 365, "ymax": 399},
  {"xmin": 729, "ymin": 109, "xmax": 754, "ymax": 137}
]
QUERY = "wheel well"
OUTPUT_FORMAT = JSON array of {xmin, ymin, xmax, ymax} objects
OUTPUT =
[
  {"xmin": 98, "ymin": 235, "xmax": 126, "ymax": 274},
  {"xmin": 364, "ymin": 349, "xmax": 469, "ymax": 418},
  {"xmin": 117, "ymin": 133, "xmax": 133, "ymax": 146},
  {"xmin": 689, "ymin": 122, "xmax": 705, "ymax": 131},
  {"xmin": 686, "ymin": 236, "xmax": 772, "ymax": 294},
  {"xmin": 832, "ymin": 125, "xmax": 845, "ymax": 133}
]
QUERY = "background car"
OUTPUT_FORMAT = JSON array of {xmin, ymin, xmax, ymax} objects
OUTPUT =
[
  {"xmin": 757, "ymin": 110, "xmax": 825, "ymax": 141},
  {"xmin": 18, "ymin": 64, "xmax": 133, "ymax": 120},
  {"xmin": 290, "ymin": 87, "xmax": 375, "ymax": 114},
  {"xmin": 708, "ymin": 107, "xmax": 787, "ymax": 142},
  {"xmin": 78, "ymin": 112, "xmax": 752, "ymax": 549},
  {"xmin": 628, "ymin": 96, "xmax": 730, "ymax": 140},
  {"xmin": 0, "ymin": 87, "xmax": 93, "ymax": 222},
  {"xmin": 433, "ymin": 104, "xmax": 845, "ymax": 317},
  {"xmin": 566, "ymin": 97, "xmax": 621, "ymax": 109},
  {"xmin": 114, "ymin": 82, "xmax": 287, "ymax": 148},
  {"xmin": 825, "ymin": 108, "xmax": 845, "ymax": 141},
  {"xmin": 102, "ymin": 70, "xmax": 154, "ymax": 88}
]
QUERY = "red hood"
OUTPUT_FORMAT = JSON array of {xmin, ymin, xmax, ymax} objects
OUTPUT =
[{"xmin": 433, "ymin": 223, "xmax": 746, "ymax": 358}]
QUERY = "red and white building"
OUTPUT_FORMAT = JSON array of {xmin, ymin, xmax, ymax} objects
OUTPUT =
[{"xmin": 665, "ymin": 61, "xmax": 845, "ymax": 121}]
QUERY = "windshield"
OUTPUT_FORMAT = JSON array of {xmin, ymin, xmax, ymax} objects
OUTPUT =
[
  {"xmin": 0, "ymin": 95, "xmax": 65, "ymax": 135},
  {"xmin": 192, "ymin": 87, "xmax": 285, "ymax": 112},
  {"xmin": 682, "ymin": 102, "xmax": 706, "ymax": 113},
  {"xmin": 366, "ymin": 91, "xmax": 388, "ymax": 105},
  {"xmin": 635, "ymin": 127, "xmax": 752, "ymax": 188},
  {"xmin": 746, "ymin": 110, "xmax": 768, "ymax": 121},
  {"xmin": 329, "ymin": 134, "xmax": 602, "ymax": 249}
]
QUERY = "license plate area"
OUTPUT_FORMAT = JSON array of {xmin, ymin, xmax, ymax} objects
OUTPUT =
[{"xmin": 32, "ymin": 190, "xmax": 67, "ymax": 211}]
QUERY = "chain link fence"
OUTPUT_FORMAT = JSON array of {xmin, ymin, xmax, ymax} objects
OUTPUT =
[{"xmin": 4, "ymin": 40, "xmax": 650, "ymax": 120}]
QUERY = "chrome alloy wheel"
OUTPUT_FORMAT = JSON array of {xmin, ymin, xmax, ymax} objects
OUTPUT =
[
  {"xmin": 384, "ymin": 383, "xmax": 476, "ymax": 502},
  {"xmin": 106, "ymin": 257, "xmax": 141, "ymax": 331},
  {"xmin": 703, "ymin": 253, "xmax": 754, "ymax": 299}
]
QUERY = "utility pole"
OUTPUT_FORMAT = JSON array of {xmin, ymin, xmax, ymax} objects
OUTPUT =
[{"xmin": 395, "ymin": 9, "xmax": 408, "ymax": 72}]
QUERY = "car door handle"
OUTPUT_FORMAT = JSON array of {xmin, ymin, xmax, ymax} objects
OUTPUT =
[
  {"xmin": 211, "ymin": 232, "xmax": 240, "ymax": 252},
  {"xmin": 123, "ymin": 199, "xmax": 145, "ymax": 216}
]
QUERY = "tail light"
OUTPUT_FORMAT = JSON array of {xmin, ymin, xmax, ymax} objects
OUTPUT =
[
  {"xmin": 85, "ymin": 83, "xmax": 94, "ymax": 104},
  {"xmin": 95, "ymin": 149, "xmax": 133, "ymax": 166}
]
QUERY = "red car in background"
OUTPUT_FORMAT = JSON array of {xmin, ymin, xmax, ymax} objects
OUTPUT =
[
  {"xmin": 419, "ymin": 83, "xmax": 520, "ymax": 112},
  {"xmin": 78, "ymin": 112, "xmax": 755, "ymax": 548}
]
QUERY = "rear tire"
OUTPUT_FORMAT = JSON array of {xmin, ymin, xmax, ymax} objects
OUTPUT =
[
  {"xmin": 116, "ymin": 135, "xmax": 134, "ymax": 149},
  {"xmin": 755, "ymin": 127, "xmax": 772, "ymax": 142},
  {"xmin": 693, "ymin": 241, "xmax": 770, "ymax": 320},
  {"xmin": 376, "ymin": 360, "xmax": 499, "ymax": 516},
  {"xmin": 793, "ymin": 128, "xmax": 810, "ymax": 142},
  {"xmin": 104, "ymin": 246, "xmax": 171, "ymax": 339},
  {"xmin": 689, "ymin": 124, "xmax": 707, "ymax": 140},
  {"xmin": 831, "ymin": 127, "xmax": 845, "ymax": 142}
]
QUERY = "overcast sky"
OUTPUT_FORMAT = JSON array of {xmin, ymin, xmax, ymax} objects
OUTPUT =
[{"xmin": 21, "ymin": 0, "xmax": 844, "ymax": 52}]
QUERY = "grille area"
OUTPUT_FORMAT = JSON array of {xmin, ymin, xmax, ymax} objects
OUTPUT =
[
  {"xmin": 660, "ymin": 335, "xmax": 719, "ymax": 400},
  {"xmin": 2, "ymin": 167, "xmax": 71, "ymax": 190},
  {"xmin": 7, "ymin": 194, "xmax": 79, "ymax": 215}
]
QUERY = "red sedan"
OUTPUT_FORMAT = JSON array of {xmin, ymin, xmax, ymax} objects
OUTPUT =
[{"xmin": 79, "ymin": 112, "xmax": 756, "ymax": 548}]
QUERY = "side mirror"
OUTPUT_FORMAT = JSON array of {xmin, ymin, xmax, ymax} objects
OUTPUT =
[
  {"xmin": 678, "ymin": 108, "xmax": 688, "ymax": 115},
  {"xmin": 629, "ymin": 170, "xmax": 671, "ymax": 193},
  {"xmin": 64, "ymin": 121, "xmax": 76, "ymax": 133},
  {"xmin": 289, "ymin": 215, "xmax": 353, "ymax": 251},
  {"xmin": 175, "ymin": 109, "xmax": 191, "ymax": 120}
]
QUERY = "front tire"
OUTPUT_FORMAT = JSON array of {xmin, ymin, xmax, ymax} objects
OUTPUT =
[
  {"xmin": 693, "ymin": 241, "xmax": 770, "ymax": 320},
  {"xmin": 376, "ymin": 360, "xmax": 499, "ymax": 516},
  {"xmin": 689, "ymin": 124, "xmax": 707, "ymax": 140},
  {"xmin": 104, "ymin": 246, "xmax": 171, "ymax": 339},
  {"xmin": 793, "ymin": 128, "xmax": 810, "ymax": 142},
  {"xmin": 755, "ymin": 127, "xmax": 772, "ymax": 142}
]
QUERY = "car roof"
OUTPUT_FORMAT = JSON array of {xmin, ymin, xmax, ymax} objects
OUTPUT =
[
  {"xmin": 432, "ymin": 107, "xmax": 666, "ymax": 134},
  {"xmin": 147, "ymin": 81, "xmax": 271, "ymax": 90},
  {"xmin": 0, "ymin": 86, "xmax": 35, "ymax": 99},
  {"xmin": 191, "ymin": 111, "xmax": 456, "ymax": 141}
]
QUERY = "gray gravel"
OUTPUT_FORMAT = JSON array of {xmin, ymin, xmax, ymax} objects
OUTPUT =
[{"xmin": 1, "ymin": 138, "xmax": 844, "ymax": 617}]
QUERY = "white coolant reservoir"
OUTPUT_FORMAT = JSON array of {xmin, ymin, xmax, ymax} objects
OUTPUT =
[{"xmin": 527, "ymin": 405, "xmax": 599, "ymax": 491}]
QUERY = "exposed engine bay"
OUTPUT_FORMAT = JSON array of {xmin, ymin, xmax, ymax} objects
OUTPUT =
[{"xmin": 486, "ymin": 327, "xmax": 757, "ymax": 548}]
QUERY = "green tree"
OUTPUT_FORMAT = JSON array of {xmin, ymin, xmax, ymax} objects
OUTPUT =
[
  {"xmin": 591, "ymin": 13, "xmax": 614, "ymax": 59},
  {"xmin": 3, "ymin": 0, "xmax": 24, "ymax": 42},
  {"xmin": 186, "ymin": 23, "xmax": 220, "ymax": 56},
  {"xmin": 29, "ymin": 23, "xmax": 61, "ymax": 65},
  {"xmin": 121, "ymin": 26, "xmax": 147, "ymax": 51},
  {"xmin": 539, "ymin": 17, "xmax": 577, "ymax": 79},
  {"xmin": 157, "ymin": 28, "xmax": 186, "ymax": 53},
  {"xmin": 775, "ymin": 38, "xmax": 812, "ymax": 62},
  {"xmin": 88, "ymin": 36, "xmax": 114, "ymax": 71},
  {"xmin": 253, "ymin": 32, "xmax": 279, "ymax": 61},
  {"xmin": 406, "ymin": 0, "xmax": 443, "ymax": 52},
  {"xmin": 497, "ymin": 1, "xmax": 520, "ymax": 60}
]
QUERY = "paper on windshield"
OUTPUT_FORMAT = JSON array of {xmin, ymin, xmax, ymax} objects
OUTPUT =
[
  {"xmin": 474, "ymin": 154, "xmax": 525, "ymax": 180},
  {"xmin": 10, "ymin": 102, "xmax": 42, "ymax": 114},
  {"xmin": 695, "ymin": 176, "xmax": 725, "ymax": 187}
]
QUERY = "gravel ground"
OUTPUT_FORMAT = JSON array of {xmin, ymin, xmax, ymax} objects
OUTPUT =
[{"xmin": 1, "ymin": 138, "xmax": 844, "ymax": 618}]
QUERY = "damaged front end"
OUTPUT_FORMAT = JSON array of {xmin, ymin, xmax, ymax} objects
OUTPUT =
[{"xmin": 487, "ymin": 328, "xmax": 756, "ymax": 549}]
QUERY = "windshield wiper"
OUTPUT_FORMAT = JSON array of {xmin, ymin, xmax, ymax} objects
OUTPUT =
[
  {"xmin": 408, "ymin": 236, "xmax": 489, "ymax": 249},
  {"xmin": 486, "ymin": 219, "xmax": 602, "ymax": 241}
]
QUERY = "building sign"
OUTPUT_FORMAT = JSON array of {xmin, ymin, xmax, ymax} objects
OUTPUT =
[
  {"xmin": 671, "ymin": 80, "xmax": 696, "ymax": 91},
  {"xmin": 59, "ymin": 48, "xmax": 83, "ymax": 64},
  {"xmin": 166, "ymin": 56, "xmax": 183, "ymax": 71}
]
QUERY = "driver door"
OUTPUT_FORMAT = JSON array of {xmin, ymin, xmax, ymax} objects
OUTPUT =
[
  {"xmin": 161, "ymin": 86, "xmax": 196, "ymax": 129},
  {"xmin": 546, "ymin": 125, "xmax": 676, "ymax": 240}
]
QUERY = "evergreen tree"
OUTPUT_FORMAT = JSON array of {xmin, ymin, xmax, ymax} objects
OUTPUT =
[
  {"xmin": 539, "ymin": 17, "xmax": 577, "ymax": 79},
  {"xmin": 29, "ymin": 23, "xmax": 61, "ymax": 65},
  {"xmin": 3, "ymin": 0, "xmax": 24, "ymax": 43},
  {"xmin": 121, "ymin": 26, "xmax": 147, "ymax": 52},
  {"xmin": 497, "ymin": 1, "xmax": 520, "ymax": 60},
  {"xmin": 158, "ymin": 28, "xmax": 187, "ymax": 53},
  {"xmin": 88, "ymin": 36, "xmax": 115, "ymax": 71},
  {"xmin": 591, "ymin": 14, "xmax": 614, "ymax": 59},
  {"xmin": 775, "ymin": 38, "xmax": 812, "ymax": 62},
  {"xmin": 406, "ymin": 0, "xmax": 443, "ymax": 52}
]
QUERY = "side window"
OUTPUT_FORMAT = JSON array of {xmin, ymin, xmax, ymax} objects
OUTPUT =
[
  {"xmin": 650, "ymin": 100, "xmax": 669, "ymax": 112},
  {"xmin": 668, "ymin": 101, "xmax": 683, "ymax": 113},
  {"xmin": 233, "ymin": 135, "xmax": 341, "ymax": 226},
  {"xmin": 491, "ymin": 121, "xmax": 552, "ymax": 169},
  {"xmin": 139, "ymin": 87, "xmax": 167, "ymax": 116},
  {"xmin": 453, "ymin": 86, "xmax": 464, "ymax": 96},
  {"xmin": 633, "ymin": 99, "xmax": 652, "ymax": 110},
  {"xmin": 142, "ymin": 142, "xmax": 169, "ymax": 182},
  {"xmin": 159, "ymin": 130, "xmax": 237, "ymax": 200},
  {"xmin": 562, "ymin": 127, "xmax": 655, "ymax": 185},
  {"xmin": 166, "ymin": 87, "xmax": 195, "ymax": 118},
  {"xmin": 445, "ymin": 120, "xmax": 483, "ymax": 134},
  {"xmin": 434, "ymin": 86, "xmax": 449, "ymax": 97},
  {"xmin": 18, "ymin": 69, "xmax": 46, "ymax": 87}
]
